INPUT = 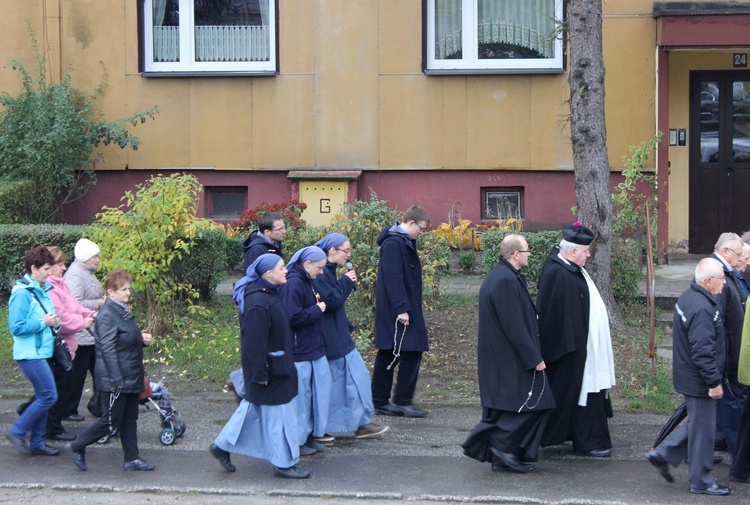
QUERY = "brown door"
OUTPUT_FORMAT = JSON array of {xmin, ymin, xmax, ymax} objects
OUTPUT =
[{"xmin": 689, "ymin": 71, "xmax": 750, "ymax": 253}]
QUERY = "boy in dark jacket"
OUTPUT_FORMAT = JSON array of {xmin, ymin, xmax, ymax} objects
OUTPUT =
[{"xmin": 371, "ymin": 205, "xmax": 430, "ymax": 418}]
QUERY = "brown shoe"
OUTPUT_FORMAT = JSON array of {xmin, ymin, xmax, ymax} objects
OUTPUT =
[{"xmin": 355, "ymin": 422, "xmax": 390, "ymax": 439}]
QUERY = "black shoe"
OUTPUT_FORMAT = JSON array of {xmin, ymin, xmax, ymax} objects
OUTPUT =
[
  {"xmin": 729, "ymin": 474, "xmax": 750, "ymax": 484},
  {"xmin": 274, "ymin": 465, "xmax": 311, "ymax": 479},
  {"xmin": 690, "ymin": 483, "xmax": 731, "ymax": 496},
  {"xmin": 490, "ymin": 447, "xmax": 534, "ymax": 473},
  {"xmin": 209, "ymin": 443, "xmax": 236, "ymax": 472},
  {"xmin": 65, "ymin": 443, "xmax": 87, "ymax": 471},
  {"xmin": 714, "ymin": 454, "xmax": 724, "ymax": 464},
  {"xmin": 5, "ymin": 430, "xmax": 30, "ymax": 455},
  {"xmin": 394, "ymin": 404, "xmax": 429, "ymax": 418},
  {"xmin": 124, "ymin": 459, "xmax": 155, "ymax": 471},
  {"xmin": 575, "ymin": 448, "xmax": 612, "ymax": 457},
  {"xmin": 646, "ymin": 450, "xmax": 674, "ymax": 483},
  {"xmin": 30, "ymin": 444, "xmax": 60, "ymax": 456},
  {"xmin": 305, "ymin": 436, "xmax": 328, "ymax": 452},
  {"xmin": 64, "ymin": 415, "xmax": 85, "ymax": 422},
  {"xmin": 45, "ymin": 432, "xmax": 76, "ymax": 442},
  {"xmin": 299, "ymin": 444, "xmax": 317, "ymax": 456},
  {"xmin": 375, "ymin": 403, "xmax": 404, "ymax": 416}
]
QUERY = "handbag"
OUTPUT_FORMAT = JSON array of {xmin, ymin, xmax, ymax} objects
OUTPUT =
[
  {"xmin": 51, "ymin": 330, "xmax": 73, "ymax": 372},
  {"xmin": 29, "ymin": 290, "xmax": 72, "ymax": 372},
  {"xmin": 139, "ymin": 372, "xmax": 153, "ymax": 401}
]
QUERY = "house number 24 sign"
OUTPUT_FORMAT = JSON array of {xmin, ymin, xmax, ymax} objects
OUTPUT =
[{"xmin": 734, "ymin": 53, "xmax": 748, "ymax": 68}]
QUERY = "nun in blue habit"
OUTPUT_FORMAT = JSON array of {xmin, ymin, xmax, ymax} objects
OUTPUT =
[
  {"xmin": 279, "ymin": 246, "xmax": 333, "ymax": 455},
  {"xmin": 209, "ymin": 254, "xmax": 310, "ymax": 479},
  {"xmin": 314, "ymin": 233, "xmax": 389, "ymax": 438}
]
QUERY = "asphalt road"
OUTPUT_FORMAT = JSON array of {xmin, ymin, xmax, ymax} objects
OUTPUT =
[{"xmin": 1, "ymin": 387, "xmax": 748, "ymax": 504}]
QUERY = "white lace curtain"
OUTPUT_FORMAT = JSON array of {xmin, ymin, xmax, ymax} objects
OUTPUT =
[
  {"xmin": 435, "ymin": 0, "xmax": 556, "ymax": 59},
  {"xmin": 152, "ymin": 0, "xmax": 271, "ymax": 63}
]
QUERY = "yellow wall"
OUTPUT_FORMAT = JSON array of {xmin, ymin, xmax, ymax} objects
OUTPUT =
[{"xmin": 0, "ymin": 0, "xmax": 666, "ymax": 176}]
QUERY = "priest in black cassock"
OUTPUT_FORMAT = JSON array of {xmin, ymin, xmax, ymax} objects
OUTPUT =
[
  {"xmin": 536, "ymin": 222, "xmax": 616, "ymax": 457},
  {"xmin": 462, "ymin": 234, "xmax": 555, "ymax": 473}
]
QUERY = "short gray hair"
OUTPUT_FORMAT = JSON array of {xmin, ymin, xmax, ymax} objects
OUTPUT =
[
  {"xmin": 714, "ymin": 232, "xmax": 742, "ymax": 252},
  {"xmin": 695, "ymin": 258, "xmax": 723, "ymax": 283},
  {"xmin": 559, "ymin": 239, "xmax": 578, "ymax": 253},
  {"xmin": 500, "ymin": 234, "xmax": 524, "ymax": 260}
]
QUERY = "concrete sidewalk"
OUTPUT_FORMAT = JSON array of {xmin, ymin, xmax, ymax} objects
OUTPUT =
[{"xmin": 1, "ymin": 393, "xmax": 746, "ymax": 504}]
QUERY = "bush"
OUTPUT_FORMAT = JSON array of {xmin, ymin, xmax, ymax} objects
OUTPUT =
[
  {"xmin": 0, "ymin": 224, "xmax": 88, "ymax": 298},
  {"xmin": 224, "ymin": 235, "xmax": 244, "ymax": 272},
  {"xmin": 0, "ymin": 24, "xmax": 157, "ymax": 223},
  {"xmin": 170, "ymin": 228, "xmax": 228, "ymax": 301},
  {"xmin": 481, "ymin": 229, "xmax": 561, "ymax": 285},
  {"xmin": 330, "ymin": 192, "xmax": 450, "ymax": 349},
  {"xmin": 89, "ymin": 173, "xmax": 215, "ymax": 334},
  {"xmin": 458, "ymin": 251, "xmax": 475, "ymax": 271}
]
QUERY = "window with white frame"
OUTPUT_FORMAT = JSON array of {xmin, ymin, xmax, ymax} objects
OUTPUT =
[
  {"xmin": 426, "ymin": 0, "xmax": 564, "ymax": 74},
  {"xmin": 142, "ymin": 0, "xmax": 276, "ymax": 75}
]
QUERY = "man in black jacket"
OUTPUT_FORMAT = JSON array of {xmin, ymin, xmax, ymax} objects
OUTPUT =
[
  {"xmin": 711, "ymin": 232, "xmax": 746, "ymax": 456},
  {"xmin": 241, "ymin": 212, "xmax": 285, "ymax": 272},
  {"xmin": 462, "ymin": 234, "xmax": 555, "ymax": 473},
  {"xmin": 646, "ymin": 258, "xmax": 731, "ymax": 496}
]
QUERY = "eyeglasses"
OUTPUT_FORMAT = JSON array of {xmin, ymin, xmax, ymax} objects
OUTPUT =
[
  {"xmin": 415, "ymin": 222, "xmax": 428, "ymax": 232},
  {"xmin": 728, "ymin": 248, "xmax": 742, "ymax": 256},
  {"xmin": 271, "ymin": 226, "xmax": 286, "ymax": 232},
  {"xmin": 709, "ymin": 275, "xmax": 726, "ymax": 282},
  {"xmin": 335, "ymin": 247, "xmax": 351, "ymax": 254},
  {"xmin": 516, "ymin": 249, "xmax": 531, "ymax": 254}
]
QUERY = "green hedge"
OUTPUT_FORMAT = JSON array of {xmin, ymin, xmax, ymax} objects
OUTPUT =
[
  {"xmin": 171, "ymin": 228, "xmax": 228, "ymax": 301},
  {"xmin": 0, "ymin": 224, "xmax": 89, "ymax": 298},
  {"xmin": 481, "ymin": 229, "xmax": 562, "ymax": 284},
  {"xmin": 0, "ymin": 224, "xmax": 231, "ymax": 301},
  {"xmin": 482, "ymin": 229, "xmax": 643, "ymax": 301}
]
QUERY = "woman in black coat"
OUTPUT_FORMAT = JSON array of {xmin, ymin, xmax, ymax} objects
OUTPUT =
[{"xmin": 65, "ymin": 270, "xmax": 155, "ymax": 472}]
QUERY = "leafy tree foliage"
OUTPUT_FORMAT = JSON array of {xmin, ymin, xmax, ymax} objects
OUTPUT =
[
  {"xmin": 89, "ymin": 173, "xmax": 214, "ymax": 334},
  {"xmin": 0, "ymin": 24, "xmax": 158, "ymax": 223}
]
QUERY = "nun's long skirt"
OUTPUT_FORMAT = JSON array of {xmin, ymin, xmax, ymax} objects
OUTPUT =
[
  {"xmin": 326, "ymin": 349, "xmax": 375, "ymax": 433},
  {"xmin": 214, "ymin": 399, "xmax": 299, "ymax": 469},
  {"xmin": 294, "ymin": 356, "xmax": 332, "ymax": 444}
]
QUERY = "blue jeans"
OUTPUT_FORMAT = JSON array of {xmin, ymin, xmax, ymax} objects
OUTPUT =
[{"xmin": 10, "ymin": 359, "xmax": 58, "ymax": 449}]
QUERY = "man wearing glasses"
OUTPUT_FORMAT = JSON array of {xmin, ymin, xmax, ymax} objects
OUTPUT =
[
  {"xmin": 371, "ymin": 205, "xmax": 431, "ymax": 418},
  {"xmin": 242, "ymin": 212, "xmax": 286, "ymax": 272},
  {"xmin": 710, "ymin": 233, "xmax": 747, "ymax": 459}
]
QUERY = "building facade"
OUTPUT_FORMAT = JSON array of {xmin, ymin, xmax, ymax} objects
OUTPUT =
[{"xmin": 1, "ymin": 1, "xmax": 749, "ymax": 258}]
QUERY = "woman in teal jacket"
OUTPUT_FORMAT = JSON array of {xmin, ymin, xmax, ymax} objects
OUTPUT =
[{"xmin": 6, "ymin": 247, "xmax": 61, "ymax": 457}]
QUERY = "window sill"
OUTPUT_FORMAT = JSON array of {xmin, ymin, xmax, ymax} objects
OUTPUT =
[
  {"xmin": 141, "ymin": 70, "xmax": 277, "ymax": 78},
  {"xmin": 424, "ymin": 68, "xmax": 565, "ymax": 76}
]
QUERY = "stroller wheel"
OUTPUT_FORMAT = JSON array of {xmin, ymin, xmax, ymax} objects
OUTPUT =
[
  {"xmin": 159, "ymin": 428, "xmax": 176, "ymax": 445},
  {"xmin": 97, "ymin": 432, "xmax": 112, "ymax": 444},
  {"xmin": 174, "ymin": 422, "xmax": 186, "ymax": 438}
]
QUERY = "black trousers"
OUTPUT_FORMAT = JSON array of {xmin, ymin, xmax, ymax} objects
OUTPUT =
[
  {"xmin": 71, "ymin": 390, "xmax": 141, "ymax": 463},
  {"xmin": 45, "ymin": 360, "xmax": 72, "ymax": 435},
  {"xmin": 64, "ymin": 344, "xmax": 96, "ymax": 417},
  {"xmin": 731, "ymin": 397, "xmax": 750, "ymax": 479},
  {"xmin": 371, "ymin": 349, "xmax": 423, "ymax": 407}
]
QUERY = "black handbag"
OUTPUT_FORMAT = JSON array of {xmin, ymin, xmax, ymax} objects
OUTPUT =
[
  {"xmin": 30, "ymin": 290, "xmax": 73, "ymax": 372},
  {"xmin": 51, "ymin": 330, "xmax": 73, "ymax": 372}
]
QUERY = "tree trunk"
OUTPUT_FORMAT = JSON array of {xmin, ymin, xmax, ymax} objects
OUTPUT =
[{"xmin": 567, "ymin": 0, "xmax": 623, "ymax": 330}]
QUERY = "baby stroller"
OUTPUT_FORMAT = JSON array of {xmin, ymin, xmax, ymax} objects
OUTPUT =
[{"xmin": 97, "ymin": 379, "xmax": 186, "ymax": 446}]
